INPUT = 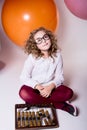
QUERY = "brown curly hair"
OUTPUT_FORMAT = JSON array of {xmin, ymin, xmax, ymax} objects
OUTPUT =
[{"xmin": 24, "ymin": 27, "xmax": 59, "ymax": 58}]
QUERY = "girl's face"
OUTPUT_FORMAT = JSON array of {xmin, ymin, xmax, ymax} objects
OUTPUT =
[{"xmin": 34, "ymin": 30, "xmax": 51, "ymax": 52}]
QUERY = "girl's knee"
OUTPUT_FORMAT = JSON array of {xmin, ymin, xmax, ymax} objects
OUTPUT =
[
  {"xmin": 19, "ymin": 85, "xmax": 29, "ymax": 98},
  {"xmin": 58, "ymin": 85, "xmax": 74, "ymax": 99},
  {"xmin": 67, "ymin": 88, "xmax": 73, "ymax": 99}
]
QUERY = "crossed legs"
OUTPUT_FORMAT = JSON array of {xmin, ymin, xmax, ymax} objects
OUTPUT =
[{"xmin": 19, "ymin": 85, "xmax": 73, "ymax": 109}]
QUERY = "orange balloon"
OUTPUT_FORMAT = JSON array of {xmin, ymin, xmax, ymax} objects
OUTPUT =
[{"xmin": 1, "ymin": 0, "xmax": 59, "ymax": 46}]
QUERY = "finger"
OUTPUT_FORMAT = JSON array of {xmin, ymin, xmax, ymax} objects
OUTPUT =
[
  {"xmin": 42, "ymin": 93, "xmax": 49, "ymax": 98},
  {"xmin": 40, "ymin": 92, "xmax": 47, "ymax": 97}
]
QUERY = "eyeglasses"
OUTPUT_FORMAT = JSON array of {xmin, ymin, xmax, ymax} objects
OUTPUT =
[{"xmin": 35, "ymin": 34, "xmax": 50, "ymax": 44}]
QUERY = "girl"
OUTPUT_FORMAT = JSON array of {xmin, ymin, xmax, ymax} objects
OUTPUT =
[{"xmin": 19, "ymin": 27, "xmax": 77, "ymax": 116}]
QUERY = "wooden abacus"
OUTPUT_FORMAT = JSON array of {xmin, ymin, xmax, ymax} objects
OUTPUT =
[{"xmin": 15, "ymin": 103, "xmax": 58, "ymax": 129}]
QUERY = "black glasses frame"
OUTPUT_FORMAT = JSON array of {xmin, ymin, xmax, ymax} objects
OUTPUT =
[{"xmin": 35, "ymin": 34, "xmax": 50, "ymax": 44}]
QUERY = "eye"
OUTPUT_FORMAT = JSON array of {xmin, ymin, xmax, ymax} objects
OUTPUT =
[
  {"xmin": 36, "ymin": 38, "xmax": 42, "ymax": 43},
  {"xmin": 44, "ymin": 34, "xmax": 49, "ymax": 39}
]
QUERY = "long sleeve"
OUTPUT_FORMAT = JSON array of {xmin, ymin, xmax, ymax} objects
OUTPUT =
[
  {"xmin": 20, "ymin": 54, "xmax": 39, "ymax": 88},
  {"xmin": 49, "ymin": 53, "xmax": 64, "ymax": 87}
]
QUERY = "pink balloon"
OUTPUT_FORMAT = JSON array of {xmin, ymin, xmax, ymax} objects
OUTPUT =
[{"xmin": 64, "ymin": 0, "xmax": 87, "ymax": 20}]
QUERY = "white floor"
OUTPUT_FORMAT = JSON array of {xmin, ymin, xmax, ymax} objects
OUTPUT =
[{"xmin": 0, "ymin": 0, "xmax": 87, "ymax": 130}]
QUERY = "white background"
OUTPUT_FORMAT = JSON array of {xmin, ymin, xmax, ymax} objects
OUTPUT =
[{"xmin": 0, "ymin": 0, "xmax": 87, "ymax": 130}]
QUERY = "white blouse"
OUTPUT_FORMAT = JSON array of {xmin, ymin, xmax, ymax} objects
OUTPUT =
[{"xmin": 20, "ymin": 52, "xmax": 64, "ymax": 88}]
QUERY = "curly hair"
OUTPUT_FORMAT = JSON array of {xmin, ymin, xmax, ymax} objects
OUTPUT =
[{"xmin": 24, "ymin": 27, "xmax": 59, "ymax": 58}]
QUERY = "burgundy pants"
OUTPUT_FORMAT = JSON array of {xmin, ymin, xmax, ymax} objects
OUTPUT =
[{"xmin": 19, "ymin": 85, "xmax": 73, "ymax": 109}]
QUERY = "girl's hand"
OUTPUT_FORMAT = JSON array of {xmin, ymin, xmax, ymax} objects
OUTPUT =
[
  {"xmin": 40, "ymin": 83, "xmax": 55, "ymax": 98},
  {"xmin": 35, "ymin": 84, "xmax": 44, "ymax": 92}
]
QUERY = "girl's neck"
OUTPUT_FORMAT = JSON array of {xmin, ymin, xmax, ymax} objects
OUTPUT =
[{"xmin": 41, "ymin": 51, "xmax": 49, "ymax": 58}]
